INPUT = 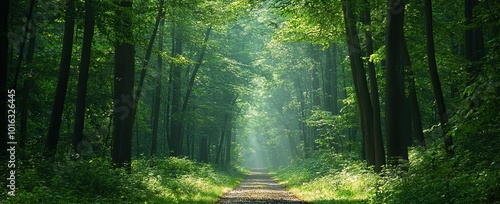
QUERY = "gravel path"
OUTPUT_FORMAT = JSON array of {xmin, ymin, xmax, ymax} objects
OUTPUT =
[{"xmin": 217, "ymin": 168, "xmax": 308, "ymax": 204}]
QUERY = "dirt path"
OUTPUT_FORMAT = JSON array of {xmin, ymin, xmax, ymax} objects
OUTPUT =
[{"xmin": 217, "ymin": 168, "xmax": 308, "ymax": 204}]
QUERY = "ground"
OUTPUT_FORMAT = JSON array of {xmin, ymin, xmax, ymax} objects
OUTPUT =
[{"xmin": 217, "ymin": 169, "xmax": 308, "ymax": 204}]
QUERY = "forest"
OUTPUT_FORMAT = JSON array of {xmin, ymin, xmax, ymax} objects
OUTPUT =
[{"xmin": 0, "ymin": 0, "xmax": 499, "ymax": 203}]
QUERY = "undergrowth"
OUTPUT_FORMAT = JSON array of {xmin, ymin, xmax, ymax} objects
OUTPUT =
[
  {"xmin": 1, "ymin": 156, "xmax": 244, "ymax": 203},
  {"xmin": 274, "ymin": 145, "xmax": 500, "ymax": 204},
  {"xmin": 273, "ymin": 153, "xmax": 377, "ymax": 204}
]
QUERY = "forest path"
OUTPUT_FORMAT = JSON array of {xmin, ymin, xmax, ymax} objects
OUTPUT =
[{"xmin": 216, "ymin": 168, "xmax": 308, "ymax": 204}]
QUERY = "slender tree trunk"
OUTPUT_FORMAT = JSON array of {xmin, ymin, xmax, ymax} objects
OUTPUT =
[
  {"xmin": 200, "ymin": 136, "xmax": 208, "ymax": 163},
  {"xmin": 215, "ymin": 127, "xmax": 226, "ymax": 164},
  {"xmin": 324, "ymin": 48, "xmax": 333, "ymax": 112},
  {"xmin": 402, "ymin": 39, "xmax": 425, "ymax": 146},
  {"xmin": 279, "ymin": 111, "xmax": 298, "ymax": 157},
  {"xmin": 330, "ymin": 45, "xmax": 338, "ymax": 114},
  {"xmin": 165, "ymin": 25, "xmax": 175, "ymax": 155},
  {"xmin": 182, "ymin": 27, "xmax": 212, "ymax": 112},
  {"xmin": 342, "ymin": 0, "xmax": 375, "ymax": 168},
  {"xmin": 12, "ymin": 0, "xmax": 36, "ymax": 90},
  {"xmin": 362, "ymin": 0, "xmax": 385, "ymax": 172},
  {"xmin": 170, "ymin": 36, "xmax": 183, "ymax": 156},
  {"xmin": 151, "ymin": 15, "xmax": 165, "ymax": 157},
  {"xmin": 45, "ymin": 0, "xmax": 76, "ymax": 159},
  {"xmin": 20, "ymin": 22, "xmax": 36, "ymax": 150},
  {"xmin": 130, "ymin": 0, "xmax": 165, "ymax": 126},
  {"xmin": 385, "ymin": 0, "xmax": 407, "ymax": 164},
  {"xmin": 464, "ymin": 0, "xmax": 484, "ymax": 74},
  {"xmin": 112, "ymin": 0, "xmax": 135, "ymax": 170},
  {"xmin": 224, "ymin": 122, "xmax": 233, "ymax": 170},
  {"xmin": 73, "ymin": 0, "xmax": 95, "ymax": 155},
  {"xmin": 425, "ymin": 0, "xmax": 453, "ymax": 155},
  {"xmin": 310, "ymin": 45, "xmax": 321, "ymax": 151},
  {"xmin": 294, "ymin": 78, "xmax": 308, "ymax": 157}
]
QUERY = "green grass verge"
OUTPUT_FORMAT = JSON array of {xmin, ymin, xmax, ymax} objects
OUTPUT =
[
  {"xmin": 272, "ymin": 154, "xmax": 377, "ymax": 204},
  {"xmin": 2, "ymin": 157, "xmax": 245, "ymax": 203}
]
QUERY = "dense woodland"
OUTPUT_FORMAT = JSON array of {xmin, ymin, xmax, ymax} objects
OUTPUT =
[{"xmin": 0, "ymin": 0, "xmax": 499, "ymax": 203}]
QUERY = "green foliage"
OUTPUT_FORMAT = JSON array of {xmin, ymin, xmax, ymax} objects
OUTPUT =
[
  {"xmin": 274, "ymin": 153, "xmax": 378, "ymax": 203},
  {"xmin": 2, "ymin": 157, "xmax": 244, "ymax": 203},
  {"xmin": 374, "ymin": 146, "xmax": 500, "ymax": 204}
]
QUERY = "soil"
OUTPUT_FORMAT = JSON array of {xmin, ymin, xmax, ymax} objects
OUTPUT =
[{"xmin": 217, "ymin": 168, "xmax": 308, "ymax": 204}]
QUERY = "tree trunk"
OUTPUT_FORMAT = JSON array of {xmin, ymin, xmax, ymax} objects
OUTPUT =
[
  {"xmin": 342, "ymin": 0, "xmax": 375, "ymax": 168},
  {"xmin": 130, "ymin": 0, "xmax": 165, "ymax": 126},
  {"xmin": 20, "ymin": 22, "xmax": 36, "ymax": 150},
  {"xmin": 112, "ymin": 0, "xmax": 135, "ymax": 170},
  {"xmin": 215, "ymin": 127, "xmax": 226, "ymax": 164},
  {"xmin": 294, "ymin": 78, "xmax": 308, "ymax": 157},
  {"xmin": 310, "ymin": 45, "xmax": 321, "ymax": 151},
  {"xmin": 402, "ymin": 39, "xmax": 425, "ymax": 146},
  {"xmin": 385, "ymin": 0, "xmax": 407, "ymax": 164},
  {"xmin": 224, "ymin": 122, "xmax": 232, "ymax": 170},
  {"xmin": 165, "ymin": 24, "xmax": 175, "ymax": 155},
  {"xmin": 362, "ymin": 0, "xmax": 385, "ymax": 172},
  {"xmin": 464, "ymin": 0, "xmax": 485, "ymax": 74},
  {"xmin": 12, "ymin": 0, "xmax": 36, "ymax": 90},
  {"xmin": 170, "ymin": 35, "xmax": 183, "ymax": 156},
  {"xmin": 151, "ymin": 14, "xmax": 165, "ymax": 157},
  {"xmin": 182, "ymin": 27, "xmax": 212, "ymax": 112},
  {"xmin": 200, "ymin": 136, "xmax": 208, "ymax": 163},
  {"xmin": 425, "ymin": 0, "xmax": 453, "ymax": 155},
  {"xmin": 73, "ymin": 0, "xmax": 95, "ymax": 155},
  {"xmin": 46, "ymin": 0, "xmax": 76, "ymax": 159}
]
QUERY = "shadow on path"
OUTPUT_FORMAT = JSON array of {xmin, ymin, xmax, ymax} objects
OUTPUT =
[{"xmin": 217, "ymin": 168, "xmax": 308, "ymax": 204}]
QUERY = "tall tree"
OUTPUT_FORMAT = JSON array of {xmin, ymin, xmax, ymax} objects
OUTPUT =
[
  {"xmin": 170, "ymin": 34, "xmax": 183, "ymax": 156},
  {"xmin": 464, "ymin": 0, "xmax": 485, "ymax": 72},
  {"xmin": 151, "ymin": 1, "xmax": 166, "ymax": 157},
  {"xmin": 425, "ymin": 0, "xmax": 453, "ymax": 155},
  {"xmin": 73, "ymin": 0, "xmax": 95, "ymax": 155},
  {"xmin": 362, "ymin": 0, "xmax": 385, "ymax": 172},
  {"xmin": 45, "ymin": 0, "xmax": 76, "ymax": 158},
  {"xmin": 342, "ymin": 0, "xmax": 376, "ymax": 168},
  {"xmin": 11, "ymin": 0, "xmax": 36, "ymax": 90},
  {"xmin": 402, "ymin": 39, "xmax": 425, "ymax": 146},
  {"xmin": 385, "ymin": 0, "xmax": 408, "ymax": 164},
  {"xmin": 112, "ymin": 0, "xmax": 135, "ymax": 169},
  {"xmin": 324, "ymin": 44, "xmax": 338, "ymax": 114},
  {"xmin": 182, "ymin": 27, "xmax": 212, "ymax": 113}
]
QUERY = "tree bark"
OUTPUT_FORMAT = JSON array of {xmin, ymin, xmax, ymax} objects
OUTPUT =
[
  {"xmin": 170, "ymin": 35, "xmax": 183, "ymax": 156},
  {"xmin": 402, "ymin": 39, "xmax": 425, "ymax": 146},
  {"xmin": 342, "ymin": 0, "xmax": 376, "ymax": 168},
  {"xmin": 294, "ymin": 78, "xmax": 308, "ymax": 157},
  {"xmin": 362, "ymin": 0, "xmax": 385, "ymax": 172},
  {"xmin": 112, "ymin": 0, "xmax": 135, "ymax": 170},
  {"xmin": 46, "ymin": 0, "xmax": 76, "ymax": 159},
  {"xmin": 200, "ymin": 136, "xmax": 208, "ymax": 163},
  {"xmin": 385, "ymin": 0, "xmax": 407, "ymax": 164},
  {"xmin": 425, "ymin": 0, "xmax": 453, "ymax": 155},
  {"xmin": 224, "ymin": 121, "xmax": 233, "ymax": 170},
  {"xmin": 73, "ymin": 0, "xmax": 95, "ymax": 155},
  {"xmin": 151, "ymin": 5, "xmax": 165, "ymax": 157}
]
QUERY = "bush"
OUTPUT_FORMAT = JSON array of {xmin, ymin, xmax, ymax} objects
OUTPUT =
[{"xmin": 3, "ymin": 156, "xmax": 244, "ymax": 204}]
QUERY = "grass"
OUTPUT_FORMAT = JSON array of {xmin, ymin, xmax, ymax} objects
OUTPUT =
[
  {"xmin": 1, "ymin": 156, "xmax": 245, "ymax": 203},
  {"xmin": 272, "ymin": 154, "xmax": 378, "ymax": 204}
]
